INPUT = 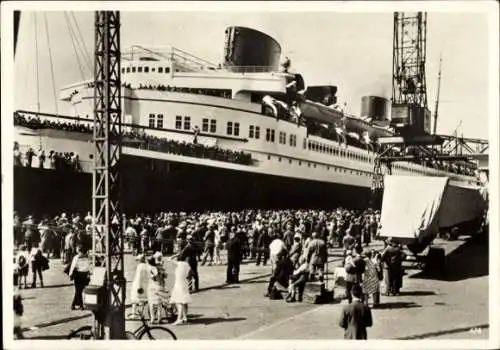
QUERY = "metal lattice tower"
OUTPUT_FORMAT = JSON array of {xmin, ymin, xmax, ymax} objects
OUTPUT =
[
  {"xmin": 92, "ymin": 11, "xmax": 125, "ymax": 339},
  {"xmin": 392, "ymin": 12, "xmax": 428, "ymax": 108}
]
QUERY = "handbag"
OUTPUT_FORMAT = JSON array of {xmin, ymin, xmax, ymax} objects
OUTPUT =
[{"xmin": 41, "ymin": 256, "xmax": 50, "ymax": 271}]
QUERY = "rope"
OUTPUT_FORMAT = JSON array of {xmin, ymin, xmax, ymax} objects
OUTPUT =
[
  {"xmin": 69, "ymin": 12, "xmax": 92, "ymax": 74},
  {"xmin": 34, "ymin": 13, "xmax": 40, "ymax": 113},
  {"xmin": 43, "ymin": 14, "xmax": 59, "ymax": 118},
  {"xmin": 63, "ymin": 12, "xmax": 86, "ymax": 82},
  {"xmin": 65, "ymin": 12, "xmax": 92, "ymax": 75}
]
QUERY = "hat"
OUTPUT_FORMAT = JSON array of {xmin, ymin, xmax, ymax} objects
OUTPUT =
[{"xmin": 153, "ymin": 251, "xmax": 163, "ymax": 260}]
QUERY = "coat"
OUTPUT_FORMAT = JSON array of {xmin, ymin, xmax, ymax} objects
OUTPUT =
[
  {"xmin": 307, "ymin": 238, "xmax": 327, "ymax": 266},
  {"xmin": 339, "ymin": 299, "xmax": 373, "ymax": 339}
]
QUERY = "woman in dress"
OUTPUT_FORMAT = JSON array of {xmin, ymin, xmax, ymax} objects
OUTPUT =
[
  {"xmin": 130, "ymin": 254, "xmax": 149, "ymax": 317},
  {"xmin": 169, "ymin": 256, "xmax": 192, "ymax": 325},
  {"xmin": 147, "ymin": 257, "xmax": 162, "ymax": 324},
  {"xmin": 362, "ymin": 250, "xmax": 380, "ymax": 308}
]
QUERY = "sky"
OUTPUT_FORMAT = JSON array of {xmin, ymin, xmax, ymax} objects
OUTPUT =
[{"xmin": 13, "ymin": 8, "xmax": 491, "ymax": 139}]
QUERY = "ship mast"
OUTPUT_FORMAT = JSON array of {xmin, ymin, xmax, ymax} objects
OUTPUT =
[{"xmin": 433, "ymin": 55, "xmax": 443, "ymax": 135}]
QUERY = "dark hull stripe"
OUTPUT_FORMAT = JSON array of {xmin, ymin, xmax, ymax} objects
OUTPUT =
[{"xmin": 14, "ymin": 155, "xmax": 371, "ymax": 216}]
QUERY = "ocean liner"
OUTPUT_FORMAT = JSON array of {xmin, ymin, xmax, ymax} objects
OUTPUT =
[{"xmin": 13, "ymin": 27, "xmax": 486, "ymax": 223}]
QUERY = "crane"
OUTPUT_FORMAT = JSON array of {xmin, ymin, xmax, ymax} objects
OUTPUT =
[
  {"xmin": 391, "ymin": 12, "xmax": 431, "ymax": 135},
  {"xmin": 433, "ymin": 55, "xmax": 443, "ymax": 135}
]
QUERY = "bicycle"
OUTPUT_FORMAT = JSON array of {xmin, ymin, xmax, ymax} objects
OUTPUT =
[
  {"xmin": 125, "ymin": 314, "xmax": 177, "ymax": 340},
  {"xmin": 67, "ymin": 314, "xmax": 177, "ymax": 340}
]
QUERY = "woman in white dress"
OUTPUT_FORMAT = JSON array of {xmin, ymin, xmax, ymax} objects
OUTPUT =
[
  {"xmin": 130, "ymin": 254, "xmax": 149, "ymax": 317},
  {"xmin": 169, "ymin": 257, "xmax": 192, "ymax": 325},
  {"xmin": 147, "ymin": 257, "xmax": 162, "ymax": 324}
]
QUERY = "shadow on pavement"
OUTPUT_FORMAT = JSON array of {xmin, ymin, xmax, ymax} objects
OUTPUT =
[
  {"xmin": 409, "ymin": 235, "xmax": 488, "ymax": 282},
  {"xmin": 242, "ymin": 280, "xmax": 268, "ymax": 285},
  {"xmin": 375, "ymin": 301, "xmax": 421, "ymax": 309},
  {"xmin": 186, "ymin": 316, "xmax": 246, "ymax": 325},
  {"xmin": 394, "ymin": 323, "xmax": 489, "ymax": 340},
  {"xmin": 23, "ymin": 335, "xmax": 68, "ymax": 340},
  {"xmin": 398, "ymin": 290, "xmax": 436, "ymax": 296},
  {"xmin": 33, "ymin": 283, "xmax": 73, "ymax": 289}
]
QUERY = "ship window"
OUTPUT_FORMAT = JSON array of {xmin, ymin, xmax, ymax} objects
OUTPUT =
[
  {"xmin": 270, "ymin": 130, "xmax": 275, "ymax": 142},
  {"xmin": 148, "ymin": 114, "xmax": 155, "ymax": 128},
  {"xmin": 152, "ymin": 68, "xmax": 155, "ymax": 72},
  {"xmin": 227, "ymin": 122, "xmax": 233, "ymax": 135},
  {"xmin": 308, "ymin": 163, "xmax": 311, "ymax": 167},
  {"xmin": 279, "ymin": 157, "xmax": 282, "ymax": 162},
  {"xmin": 249, "ymin": 125, "xmax": 254, "ymax": 138},
  {"xmin": 165, "ymin": 67, "xmax": 170, "ymax": 73},
  {"xmin": 210, "ymin": 119, "xmax": 216, "ymax": 133},
  {"xmin": 126, "ymin": 67, "xmax": 130, "ymax": 73},
  {"xmin": 255, "ymin": 126, "xmax": 260, "ymax": 139},
  {"xmin": 202, "ymin": 118, "xmax": 209, "ymax": 132},
  {"xmin": 121, "ymin": 68, "xmax": 125, "ymax": 73},
  {"xmin": 138, "ymin": 66, "xmax": 143, "ymax": 73},
  {"xmin": 314, "ymin": 164, "xmax": 317, "ymax": 168},
  {"xmin": 157, "ymin": 114, "xmax": 163, "ymax": 128},
  {"xmin": 289, "ymin": 159, "xmax": 292, "ymax": 164},
  {"xmin": 175, "ymin": 116, "xmax": 182, "ymax": 129},
  {"xmin": 299, "ymin": 161, "xmax": 302, "ymax": 166},
  {"xmin": 132, "ymin": 67, "xmax": 136, "ymax": 73},
  {"xmin": 268, "ymin": 155, "xmax": 271, "ymax": 160},
  {"xmin": 266, "ymin": 128, "xmax": 272, "ymax": 142},
  {"xmin": 158, "ymin": 67, "xmax": 163, "ymax": 73},
  {"xmin": 303, "ymin": 139, "xmax": 306, "ymax": 149},
  {"xmin": 279, "ymin": 132, "xmax": 286, "ymax": 145},
  {"xmin": 145, "ymin": 67, "xmax": 149, "ymax": 73},
  {"xmin": 184, "ymin": 116, "xmax": 191, "ymax": 130},
  {"xmin": 308, "ymin": 142, "xmax": 311, "ymax": 150},
  {"xmin": 289, "ymin": 134, "xmax": 296, "ymax": 147},
  {"xmin": 327, "ymin": 166, "xmax": 330, "ymax": 170},
  {"xmin": 234, "ymin": 122, "xmax": 240, "ymax": 136}
]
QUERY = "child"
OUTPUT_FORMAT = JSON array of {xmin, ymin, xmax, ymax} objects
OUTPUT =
[{"xmin": 16, "ymin": 246, "xmax": 29, "ymax": 289}]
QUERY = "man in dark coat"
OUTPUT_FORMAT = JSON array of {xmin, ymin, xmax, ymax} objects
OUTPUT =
[
  {"xmin": 339, "ymin": 284, "xmax": 373, "ymax": 339},
  {"xmin": 178, "ymin": 235, "xmax": 200, "ymax": 292},
  {"xmin": 381, "ymin": 238, "xmax": 405, "ymax": 295},
  {"xmin": 256, "ymin": 226, "xmax": 271, "ymax": 266},
  {"xmin": 265, "ymin": 250, "xmax": 294, "ymax": 298},
  {"xmin": 226, "ymin": 231, "xmax": 242, "ymax": 284}
]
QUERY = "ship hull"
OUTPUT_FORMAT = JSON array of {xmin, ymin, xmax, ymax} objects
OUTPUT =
[{"xmin": 14, "ymin": 155, "xmax": 371, "ymax": 216}]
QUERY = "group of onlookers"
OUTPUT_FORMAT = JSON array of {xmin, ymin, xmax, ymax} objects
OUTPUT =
[
  {"xmin": 135, "ymin": 84, "xmax": 232, "ymax": 99},
  {"xmin": 14, "ymin": 112, "xmax": 253, "ymax": 166},
  {"xmin": 14, "ymin": 207, "xmax": 412, "ymax": 339},
  {"xmin": 124, "ymin": 132, "xmax": 252, "ymax": 165},
  {"xmin": 13, "ymin": 142, "xmax": 81, "ymax": 171}
]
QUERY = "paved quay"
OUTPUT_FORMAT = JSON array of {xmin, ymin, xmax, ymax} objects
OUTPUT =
[{"xmin": 17, "ymin": 236, "xmax": 489, "ymax": 341}]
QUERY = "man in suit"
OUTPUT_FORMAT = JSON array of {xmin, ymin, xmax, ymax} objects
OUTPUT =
[
  {"xmin": 339, "ymin": 284, "xmax": 373, "ymax": 339},
  {"xmin": 226, "ymin": 231, "xmax": 242, "ymax": 284},
  {"xmin": 306, "ymin": 231, "xmax": 328, "ymax": 281},
  {"xmin": 178, "ymin": 235, "xmax": 200, "ymax": 292}
]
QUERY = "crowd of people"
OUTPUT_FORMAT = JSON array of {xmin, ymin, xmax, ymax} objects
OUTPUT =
[
  {"xmin": 13, "ymin": 142, "xmax": 82, "ymax": 171},
  {"xmin": 12, "ymin": 207, "xmax": 414, "ymax": 339},
  {"xmin": 134, "ymin": 83, "xmax": 232, "ymax": 99},
  {"xmin": 124, "ymin": 131, "xmax": 252, "ymax": 165},
  {"xmin": 14, "ymin": 113, "xmax": 253, "ymax": 166}
]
